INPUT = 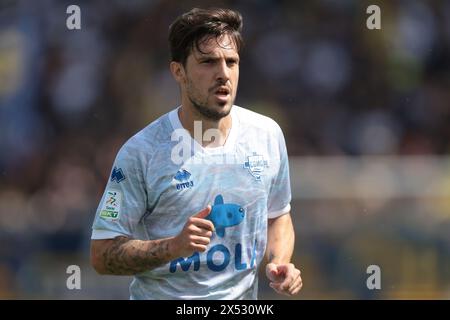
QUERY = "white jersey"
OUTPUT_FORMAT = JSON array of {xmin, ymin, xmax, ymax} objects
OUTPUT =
[{"xmin": 91, "ymin": 105, "xmax": 292, "ymax": 300}]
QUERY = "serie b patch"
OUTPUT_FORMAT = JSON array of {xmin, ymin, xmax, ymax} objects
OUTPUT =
[{"xmin": 100, "ymin": 190, "xmax": 122, "ymax": 220}]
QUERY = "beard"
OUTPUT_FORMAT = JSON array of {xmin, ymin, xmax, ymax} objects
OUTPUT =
[
  {"xmin": 186, "ymin": 79, "xmax": 233, "ymax": 121},
  {"xmin": 189, "ymin": 96, "xmax": 232, "ymax": 121}
]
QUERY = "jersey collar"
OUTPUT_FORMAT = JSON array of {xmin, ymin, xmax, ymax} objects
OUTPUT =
[{"xmin": 169, "ymin": 105, "xmax": 239, "ymax": 155}]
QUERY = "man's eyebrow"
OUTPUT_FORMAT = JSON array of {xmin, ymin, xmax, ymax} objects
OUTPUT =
[
  {"xmin": 197, "ymin": 55, "xmax": 219, "ymax": 60},
  {"xmin": 196, "ymin": 55, "xmax": 240, "ymax": 61}
]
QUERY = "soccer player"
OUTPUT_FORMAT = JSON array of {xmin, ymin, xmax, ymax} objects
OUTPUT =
[{"xmin": 90, "ymin": 7, "xmax": 302, "ymax": 299}]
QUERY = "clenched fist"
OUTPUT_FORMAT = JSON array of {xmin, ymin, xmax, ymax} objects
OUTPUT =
[{"xmin": 170, "ymin": 206, "xmax": 214, "ymax": 257}]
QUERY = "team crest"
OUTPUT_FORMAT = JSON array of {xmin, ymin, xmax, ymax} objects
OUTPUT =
[{"xmin": 243, "ymin": 152, "xmax": 268, "ymax": 181}]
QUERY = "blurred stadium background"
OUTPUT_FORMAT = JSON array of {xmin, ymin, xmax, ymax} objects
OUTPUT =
[{"xmin": 1, "ymin": 0, "xmax": 450, "ymax": 299}]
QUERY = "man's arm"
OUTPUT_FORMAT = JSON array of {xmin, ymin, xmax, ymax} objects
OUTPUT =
[
  {"xmin": 266, "ymin": 213, "xmax": 295, "ymax": 264},
  {"xmin": 91, "ymin": 206, "xmax": 213, "ymax": 275},
  {"xmin": 265, "ymin": 212, "xmax": 303, "ymax": 296},
  {"xmin": 91, "ymin": 236, "xmax": 176, "ymax": 275}
]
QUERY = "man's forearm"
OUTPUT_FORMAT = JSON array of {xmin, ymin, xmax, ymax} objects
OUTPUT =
[
  {"xmin": 100, "ymin": 236, "xmax": 175, "ymax": 275},
  {"xmin": 266, "ymin": 213, "xmax": 295, "ymax": 264}
]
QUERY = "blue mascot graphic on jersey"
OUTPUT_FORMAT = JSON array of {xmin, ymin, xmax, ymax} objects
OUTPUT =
[{"xmin": 206, "ymin": 194, "xmax": 245, "ymax": 238}]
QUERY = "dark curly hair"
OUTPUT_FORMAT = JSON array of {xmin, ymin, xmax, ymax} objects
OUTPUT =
[{"xmin": 169, "ymin": 8, "xmax": 243, "ymax": 66}]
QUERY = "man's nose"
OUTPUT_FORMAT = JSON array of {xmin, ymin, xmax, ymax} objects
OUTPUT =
[{"xmin": 216, "ymin": 60, "xmax": 230, "ymax": 83}]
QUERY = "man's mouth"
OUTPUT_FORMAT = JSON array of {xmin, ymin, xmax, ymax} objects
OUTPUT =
[{"xmin": 214, "ymin": 87, "xmax": 231, "ymax": 101}]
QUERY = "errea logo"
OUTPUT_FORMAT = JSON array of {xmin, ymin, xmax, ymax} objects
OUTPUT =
[
  {"xmin": 111, "ymin": 167, "xmax": 125, "ymax": 183},
  {"xmin": 174, "ymin": 169, "xmax": 194, "ymax": 190}
]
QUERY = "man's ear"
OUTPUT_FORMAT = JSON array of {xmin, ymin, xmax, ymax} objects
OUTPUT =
[{"xmin": 170, "ymin": 61, "xmax": 186, "ymax": 84}]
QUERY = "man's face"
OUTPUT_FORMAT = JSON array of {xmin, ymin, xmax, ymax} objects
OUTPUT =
[{"xmin": 178, "ymin": 34, "xmax": 240, "ymax": 121}]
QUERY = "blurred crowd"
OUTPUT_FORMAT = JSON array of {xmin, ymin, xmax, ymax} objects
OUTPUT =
[{"xmin": 0, "ymin": 0, "xmax": 449, "ymax": 298}]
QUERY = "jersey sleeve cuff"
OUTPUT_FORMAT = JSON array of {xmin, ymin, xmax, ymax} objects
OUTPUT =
[
  {"xmin": 268, "ymin": 203, "xmax": 291, "ymax": 219},
  {"xmin": 91, "ymin": 229, "xmax": 130, "ymax": 240}
]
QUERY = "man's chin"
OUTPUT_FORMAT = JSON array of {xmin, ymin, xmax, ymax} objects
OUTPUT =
[
  {"xmin": 213, "ymin": 103, "xmax": 232, "ymax": 116},
  {"xmin": 194, "ymin": 102, "xmax": 232, "ymax": 121},
  {"xmin": 215, "ymin": 101, "xmax": 232, "ymax": 111}
]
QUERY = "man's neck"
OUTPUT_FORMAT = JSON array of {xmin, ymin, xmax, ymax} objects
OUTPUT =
[{"xmin": 178, "ymin": 105, "xmax": 232, "ymax": 148}]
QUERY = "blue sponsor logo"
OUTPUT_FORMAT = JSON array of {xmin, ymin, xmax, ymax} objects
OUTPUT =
[
  {"xmin": 169, "ymin": 241, "xmax": 257, "ymax": 273},
  {"xmin": 169, "ymin": 194, "xmax": 254, "ymax": 273},
  {"xmin": 110, "ymin": 167, "xmax": 125, "ymax": 183}
]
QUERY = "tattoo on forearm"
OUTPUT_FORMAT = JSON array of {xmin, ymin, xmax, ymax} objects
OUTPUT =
[
  {"xmin": 103, "ymin": 236, "xmax": 172, "ymax": 275},
  {"xmin": 268, "ymin": 252, "xmax": 277, "ymax": 263}
]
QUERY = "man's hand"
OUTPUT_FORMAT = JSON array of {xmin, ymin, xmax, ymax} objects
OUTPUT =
[
  {"xmin": 266, "ymin": 262, "xmax": 302, "ymax": 296},
  {"xmin": 171, "ymin": 206, "xmax": 214, "ymax": 257}
]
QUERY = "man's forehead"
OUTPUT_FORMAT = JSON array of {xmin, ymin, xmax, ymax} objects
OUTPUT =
[{"xmin": 193, "ymin": 34, "xmax": 239, "ymax": 57}]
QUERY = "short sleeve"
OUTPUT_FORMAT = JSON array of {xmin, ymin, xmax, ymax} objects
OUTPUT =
[
  {"xmin": 91, "ymin": 141, "xmax": 148, "ymax": 239},
  {"xmin": 267, "ymin": 123, "xmax": 292, "ymax": 219}
]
